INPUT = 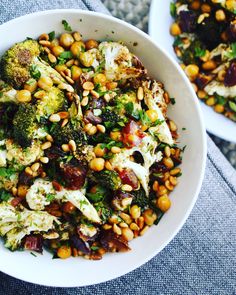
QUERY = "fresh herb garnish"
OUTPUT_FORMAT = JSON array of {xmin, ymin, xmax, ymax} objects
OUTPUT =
[
  {"xmin": 215, "ymin": 94, "xmax": 226, "ymax": 106},
  {"xmin": 62, "ymin": 20, "xmax": 72, "ymax": 32},
  {"xmin": 91, "ymin": 246, "xmax": 100, "ymax": 251},
  {"xmin": 225, "ymin": 43, "xmax": 236, "ymax": 59},
  {"xmin": 30, "ymin": 65, "xmax": 41, "ymax": 80},
  {"xmin": 30, "ymin": 252, "xmax": 37, "ymax": 257},
  {"xmin": 0, "ymin": 167, "xmax": 16, "ymax": 178},
  {"xmin": 0, "ymin": 189, "xmax": 12, "ymax": 202},
  {"xmin": 173, "ymin": 36, "xmax": 183, "ymax": 47},
  {"xmin": 48, "ymin": 31, "xmax": 56, "ymax": 41},
  {"xmin": 46, "ymin": 194, "xmax": 56, "ymax": 202},
  {"xmin": 170, "ymin": 2, "xmax": 176, "ymax": 18},
  {"xmin": 194, "ymin": 47, "xmax": 206, "ymax": 58},
  {"xmin": 58, "ymin": 51, "xmax": 73, "ymax": 64},
  {"xmin": 170, "ymin": 97, "xmax": 176, "ymax": 105},
  {"xmin": 229, "ymin": 101, "xmax": 236, "ymax": 112}
]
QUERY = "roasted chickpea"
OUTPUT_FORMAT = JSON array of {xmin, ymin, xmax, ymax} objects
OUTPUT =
[
  {"xmin": 57, "ymin": 245, "xmax": 72, "ymax": 259},
  {"xmin": 16, "ymin": 90, "xmax": 31, "ymax": 103},
  {"xmin": 93, "ymin": 73, "xmax": 107, "ymax": 85},
  {"xmin": 24, "ymin": 79, "xmax": 38, "ymax": 93},
  {"xmin": 70, "ymin": 41, "xmax": 85, "ymax": 56},
  {"xmin": 60, "ymin": 33, "xmax": 74, "ymax": 48},
  {"xmin": 89, "ymin": 158, "xmax": 105, "ymax": 171},
  {"xmin": 94, "ymin": 144, "xmax": 106, "ymax": 157},
  {"xmin": 170, "ymin": 23, "xmax": 181, "ymax": 36},
  {"xmin": 79, "ymin": 51, "xmax": 94, "ymax": 67},
  {"xmin": 71, "ymin": 65, "xmax": 82, "ymax": 81},
  {"xmin": 37, "ymin": 76, "xmax": 53, "ymax": 91},
  {"xmin": 157, "ymin": 195, "xmax": 171, "ymax": 212},
  {"xmin": 85, "ymin": 39, "xmax": 99, "ymax": 50},
  {"xmin": 51, "ymin": 45, "xmax": 64, "ymax": 57}
]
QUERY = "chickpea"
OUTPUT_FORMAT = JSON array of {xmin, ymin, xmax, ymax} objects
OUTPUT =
[
  {"xmin": 110, "ymin": 131, "xmax": 122, "ymax": 141},
  {"xmin": 85, "ymin": 39, "xmax": 99, "ymax": 50},
  {"xmin": 37, "ymin": 76, "xmax": 53, "ymax": 91},
  {"xmin": 143, "ymin": 209, "xmax": 157, "ymax": 226},
  {"xmin": 93, "ymin": 73, "xmax": 107, "ymax": 85},
  {"xmin": 60, "ymin": 33, "xmax": 74, "ymax": 48},
  {"xmin": 157, "ymin": 185, "xmax": 168, "ymax": 197},
  {"xmin": 190, "ymin": 1, "xmax": 200, "ymax": 10},
  {"xmin": 70, "ymin": 41, "xmax": 85, "ymax": 56},
  {"xmin": 71, "ymin": 65, "xmax": 82, "ymax": 81},
  {"xmin": 215, "ymin": 9, "xmax": 226, "ymax": 21},
  {"xmin": 16, "ymin": 90, "xmax": 31, "ymax": 103},
  {"xmin": 202, "ymin": 60, "xmax": 217, "ymax": 71},
  {"xmin": 62, "ymin": 201, "xmax": 76, "ymax": 214},
  {"xmin": 121, "ymin": 227, "xmax": 134, "ymax": 242},
  {"xmin": 79, "ymin": 51, "xmax": 94, "ymax": 67},
  {"xmin": 170, "ymin": 23, "xmax": 182, "ymax": 36},
  {"xmin": 51, "ymin": 45, "xmax": 64, "ymax": 57},
  {"xmin": 197, "ymin": 90, "xmax": 207, "ymax": 99},
  {"xmin": 157, "ymin": 195, "xmax": 171, "ymax": 212},
  {"xmin": 17, "ymin": 185, "xmax": 28, "ymax": 198},
  {"xmin": 57, "ymin": 245, "xmax": 72, "ymax": 259},
  {"xmin": 206, "ymin": 97, "xmax": 215, "ymax": 106},
  {"xmin": 89, "ymin": 158, "xmax": 105, "ymax": 171},
  {"xmin": 201, "ymin": 3, "xmax": 211, "ymax": 13},
  {"xmin": 94, "ymin": 144, "xmax": 106, "ymax": 157},
  {"xmin": 185, "ymin": 64, "xmax": 199, "ymax": 80},
  {"xmin": 24, "ymin": 79, "xmax": 37, "ymax": 93},
  {"xmin": 214, "ymin": 104, "xmax": 224, "ymax": 113},
  {"xmin": 145, "ymin": 110, "xmax": 158, "ymax": 123}
]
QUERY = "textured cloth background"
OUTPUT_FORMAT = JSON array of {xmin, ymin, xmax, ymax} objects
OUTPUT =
[
  {"xmin": 102, "ymin": 0, "xmax": 236, "ymax": 169},
  {"xmin": 0, "ymin": 1, "xmax": 235, "ymax": 294}
]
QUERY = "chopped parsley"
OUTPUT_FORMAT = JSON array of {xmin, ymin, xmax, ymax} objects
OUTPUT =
[
  {"xmin": 30, "ymin": 65, "xmax": 41, "ymax": 80},
  {"xmin": 225, "ymin": 43, "xmax": 236, "ymax": 59},
  {"xmin": 194, "ymin": 47, "xmax": 206, "ymax": 58},
  {"xmin": 58, "ymin": 51, "xmax": 73, "ymax": 64},
  {"xmin": 170, "ymin": 97, "xmax": 176, "ymax": 105},
  {"xmin": 229, "ymin": 101, "xmax": 236, "ymax": 112},
  {"xmin": 62, "ymin": 20, "xmax": 72, "ymax": 32},
  {"xmin": 170, "ymin": 2, "xmax": 176, "ymax": 18},
  {"xmin": 91, "ymin": 246, "xmax": 100, "ymax": 251},
  {"xmin": 46, "ymin": 194, "xmax": 56, "ymax": 202},
  {"xmin": 48, "ymin": 31, "xmax": 56, "ymax": 41},
  {"xmin": 0, "ymin": 189, "xmax": 12, "ymax": 202}
]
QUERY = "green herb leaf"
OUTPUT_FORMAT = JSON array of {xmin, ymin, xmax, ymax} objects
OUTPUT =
[
  {"xmin": 194, "ymin": 47, "xmax": 206, "ymax": 58},
  {"xmin": 225, "ymin": 43, "xmax": 236, "ymax": 59},
  {"xmin": 229, "ymin": 101, "xmax": 236, "ymax": 112},
  {"xmin": 173, "ymin": 36, "xmax": 183, "ymax": 47},
  {"xmin": 215, "ymin": 94, "xmax": 226, "ymax": 106},
  {"xmin": 62, "ymin": 20, "xmax": 72, "ymax": 32},
  {"xmin": 91, "ymin": 246, "xmax": 100, "ymax": 251},
  {"xmin": 139, "ymin": 110, "xmax": 151, "ymax": 126},
  {"xmin": 48, "ymin": 31, "xmax": 56, "ymax": 41},
  {"xmin": 170, "ymin": 2, "xmax": 176, "ymax": 18},
  {"xmin": 58, "ymin": 51, "xmax": 73, "ymax": 64},
  {"xmin": 46, "ymin": 194, "xmax": 56, "ymax": 202},
  {"xmin": 170, "ymin": 97, "xmax": 176, "ymax": 105},
  {"xmin": 0, "ymin": 167, "xmax": 16, "ymax": 178},
  {"xmin": 0, "ymin": 189, "xmax": 12, "ymax": 202},
  {"xmin": 30, "ymin": 65, "xmax": 41, "ymax": 80}
]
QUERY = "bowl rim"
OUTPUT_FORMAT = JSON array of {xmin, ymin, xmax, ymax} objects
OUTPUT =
[{"xmin": 0, "ymin": 8, "xmax": 207, "ymax": 287}]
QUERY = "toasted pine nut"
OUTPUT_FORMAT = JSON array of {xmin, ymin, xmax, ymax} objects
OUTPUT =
[
  {"xmin": 31, "ymin": 162, "xmax": 40, "ymax": 172},
  {"xmin": 90, "ymin": 90, "xmax": 100, "ymax": 98},
  {"xmin": 108, "ymin": 215, "xmax": 119, "ymax": 224},
  {"xmin": 169, "ymin": 120, "xmax": 177, "ymax": 132},
  {"xmin": 169, "ymin": 176, "xmax": 178, "ymax": 186},
  {"xmin": 137, "ymin": 86, "xmax": 144, "ymax": 100},
  {"xmin": 97, "ymin": 124, "xmax": 106, "ymax": 133},
  {"xmin": 83, "ymin": 90, "xmax": 89, "ymax": 96},
  {"xmin": 113, "ymin": 224, "xmax": 122, "ymax": 235},
  {"xmin": 25, "ymin": 167, "xmax": 33, "ymax": 176},
  {"xmin": 130, "ymin": 222, "xmax": 140, "ymax": 231},
  {"xmin": 121, "ymin": 184, "xmax": 133, "ymax": 192},
  {"xmin": 119, "ymin": 222, "xmax": 128, "ymax": 228},
  {"xmin": 119, "ymin": 212, "xmax": 132, "ymax": 225},
  {"xmin": 64, "ymin": 68, "xmax": 71, "ymax": 77},
  {"xmin": 87, "ymin": 126, "xmax": 97, "ymax": 136},
  {"xmin": 73, "ymin": 32, "xmax": 82, "ymax": 41},
  {"xmin": 111, "ymin": 146, "xmax": 121, "ymax": 154},
  {"xmin": 41, "ymin": 141, "xmax": 52, "ymax": 150},
  {"xmin": 83, "ymin": 81, "xmax": 94, "ymax": 90},
  {"xmin": 39, "ymin": 33, "xmax": 49, "ymax": 41},
  {"xmin": 164, "ymin": 146, "xmax": 171, "ymax": 157},
  {"xmin": 165, "ymin": 180, "xmax": 174, "ymax": 191},
  {"xmin": 58, "ymin": 83, "xmax": 74, "ymax": 92},
  {"xmin": 69, "ymin": 140, "xmax": 77, "ymax": 152},
  {"xmin": 49, "ymin": 114, "xmax": 61, "ymax": 122},
  {"xmin": 46, "ymin": 134, "xmax": 53, "ymax": 142},
  {"xmin": 121, "ymin": 227, "xmax": 134, "ymax": 241},
  {"xmin": 40, "ymin": 157, "xmax": 49, "ymax": 164},
  {"xmin": 170, "ymin": 168, "xmax": 181, "ymax": 176},
  {"xmin": 81, "ymin": 96, "xmax": 89, "ymax": 106},
  {"xmin": 12, "ymin": 187, "xmax": 17, "ymax": 196},
  {"xmin": 140, "ymin": 225, "xmax": 149, "ymax": 236},
  {"xmin": 84, "ymin": 123, "xmax": 93, "ymax": 132},
  {"xmin": 66, "ymin": 59, "xmax": 75, "ymax": 67},
  {"xmin": 103, "ymin": 224, "xmax": 112, "ymax": 230},
  {"xmin": 65, "ymin": 76, "xmax": 75, "ymax": 84},
  {"xmin": 41, "ymin": 172, "xmax": 47, "ymax": 178},
  {"xmin": 137, "ymin": 216, "xmax": 144, "ymax": 230},
  {"xmin": 48, "ymin": 53, "xmax": 57, "ymax": 63},
  {"xmin": 62, "ymin": 144, "xmax": 70, "ymax": 152},
  {"xmin": 152, "ymin": 181, "xmax": 159, "ymax": 192},
  {"xmin": 105, "ymin": 161, "xmax": 113, "ymax": 171},
  {"xmin": 39, "ymin": 40, "xmax": 51, "ymax": 47},
  {"xmin": 61, "ymin": 118, "xmax": 69, "ymax": 127}
]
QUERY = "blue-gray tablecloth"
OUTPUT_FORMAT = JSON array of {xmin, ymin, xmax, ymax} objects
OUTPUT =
[{"xmin": 0, "ymin": 1, "xmax": 235, "ymax": 294}]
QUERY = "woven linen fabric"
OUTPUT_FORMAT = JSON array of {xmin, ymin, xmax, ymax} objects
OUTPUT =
[{"xmin": 0, "ymin": 1, "xmax": 235, "ymax": 294}]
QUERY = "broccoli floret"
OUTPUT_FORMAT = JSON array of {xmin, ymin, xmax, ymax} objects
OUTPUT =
[
  {"xmin": 101, "ymin": 108, "xmax": 125, "ymax": 129},
  {"xmin": 131, "ymin": 188, "xmax": 149, "ymax": 209},
  {"xmin": 0, "ymin": 39, "xmax": 66, "ymax": 89},
  {"xmin": 94, "ymin": 200, "xmax": 113, "ymax": 223},
  {"xmin": 0, "ymin": 103, "xmax": 18, "ymax": 138},
  {"xmin": 50, "ymin": 122, "xmax": 87, "ymax": 147},
  {"xmin": 0, "ymin": 40, "xmax": 40, "ymax": 89},
  {"xmin": 91, "ymin": 170, "xmax": 121, "ymax": 191},
  {"xmin": 36, "ymin": 86, "xmax": 67, "ymax": 119},
  {"xmin": 12, "ymin": 104, "xmax": 38, "ymax": 147}
]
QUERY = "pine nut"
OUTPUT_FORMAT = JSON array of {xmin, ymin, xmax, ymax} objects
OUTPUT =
[
  {"xmin": 69, "ymin": 140, "xmax": 77, "ymax": 152},
  {"xmin": 119, "ymin": 212, "xmax": 132, "ymax": 225},
  {"xmin": 46, "ymin": 134, "xmax": 53, "ymax": 142},
  {"xmin": 152, "ymin": 181, "xmax": 159, "ymax": 192},
  {"xmin": 140, "ymin": 225, "xmax": 149, "ymax": 236},
  {"xmin": 121, "ymin": 184, "xmax": 133, "ymax": 192},
  {"xmin": 41, "ymin": 172, "xmax": 47, "ymax": 178},
  {"xmin": 113, "ymin": 224, "xmax": 122, "ymax": 235},
  {"xmin": 119, "ymin": 222, "xmax": 128, "ymax": 228},
  {"xmin": 121, "ymin": 227, "xmax": 134, "ymax": 241},
  {"xmin": 25, "ymin": 167, "xmax": 33, "ymax": 176},
  {"xmin": 103, "ymin": 224, "xmax": 112, "ymax": 230},
  {"xmin": 90, "ymin": 90, "xmax": 100, "ymax": 98},
  {"xmin": 83, "ymin": 81, "xmax": 94, "ymax": 90},
  {"xmin": 65, "ymin": 76, "xmax": 75, "ymax": 84},
  {"xmin": 39, "ymin": 40, "xmax": 51, "ymax": 47},
  {"xmin": 111, "ymin": 146, "xmax": 121, "ymax": 154},
  {"xmin": 165, "ymin": 180, "xmax": 174, "ymax": 191},
  {"xmin": 130, "ymin": 223, "xmax": 140, "ymax": 231},
  {"xmin": 58, "ymin": 83, "xmax": 74, "ymax": 92},
  {"xmin": 169, "ymin": 176, "xmax": 178, "ymax": 186},
  {"xmin": 43, "ymin": 47, "xmax": 51, "ymax": 54},
  {"xmin": 12, "ymin": 187, "xmax": 17, "ymax": 196},
  {"xmin": 66, "ymin": 59, "xmax": 75, "ymax": 67},
  {"xmin": 62, "ymin": 144, "xmax": 70, "ymax": 152},
  {"xmin": 64, "ymin": 69, "xmax": 71, "ymax": 77},
  {"xmin": 84, "ymin": 123, "xmax": 93, "ymax": 132},
  {"xmin": 81, "ymin": 96, "xmax": 89, "ymax": 106},
  {"xmin": 83, "ymin": 90, "xmax": 89, "ymax": 96},
  {"xmin": 97, "ymin": 124, "xmax": 106, "ymax": 133},
  {"xmin": 73, "ymin": 31, "xmax": 82, "ymax": 41},
  {"xmin": 87, "ymin": 126, "xmax": 97, "ymax": 136},
  {"xmin": 137, "ymin": 86, "xmax": 144, "ymax": 100},
  {"xmin": 49, "ymin": 114, "xmax": 61, "ymax": 122},
  {"xmin": 130, "ymin": 205, "xmax": 141, "ymax": 219},
  {"xmin": 31, "ymin": 162, "xmax": 40, "ymax": 172},
  {"xmin": 105, "ymin": 160, "xmax": 113, "ymax": 171},
  {"xmin": 48, "ymin": 53, "xmax": 57, "ymax": 63},
  {"xmin": 137, "ymin": 216, "xmax": 144, "ymax": 229},
  {"xmin": 169, "ymin": 120, "xmax": 177, "ymax": 132},
  {"xmin": 170, "ymin": 168, "xmax": 181, "ymax": 176},
  {"xmin": 41, "ymin": 141, "xmax": 52, "ymax": 150},
  {"xmin": 108, "ymin": 215, "xmax": 119, "ymax": 224},
  {"xmin": 61, "ymin": 119, "xmax": 69, "ymax": 127},
  {"xmin": 40, "ymin": 157, "xmax": 49, "ymax": 164},
  {"xmin": 164, "ymin": 146, "xmax": 171, "ymax": 157},
  {"xmin": 163, "ymin": 157, "xmax": 174, "ymax": 169},
  {"xmin": 57, "ymin": 111, "xmax": 69, "ymax": 119}
]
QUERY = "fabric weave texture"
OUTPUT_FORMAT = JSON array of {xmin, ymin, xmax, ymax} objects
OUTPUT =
[{"xmin": 0, "ymin": 1, "xmax": 235, "ymax": 294}]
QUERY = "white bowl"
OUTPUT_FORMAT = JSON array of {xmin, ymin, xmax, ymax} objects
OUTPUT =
[
  {"xmin": 149, "ymin": 0, "xmax": 236, "ymax": 143},
  {"xmin": 0, "ymin": 9, "xmax": 207, "ymax": 287}
]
